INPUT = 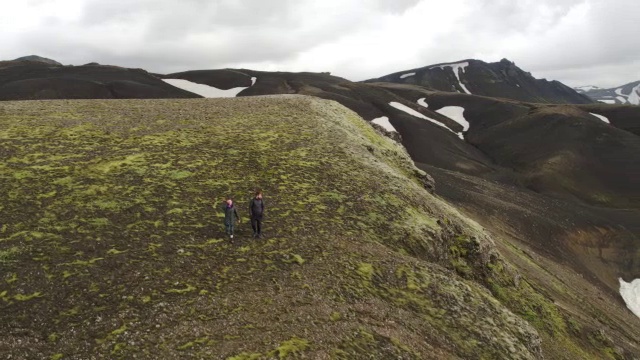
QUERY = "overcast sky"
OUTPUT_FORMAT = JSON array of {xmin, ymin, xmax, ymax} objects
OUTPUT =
[{"xmin": 2, "ymin": 0, "xmax": 638, "ymax": 88}]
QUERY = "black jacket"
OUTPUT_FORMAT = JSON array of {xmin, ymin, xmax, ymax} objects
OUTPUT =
[{"xmin": 249, "ymin": 198, "xmax": 264, "ymax": 220}]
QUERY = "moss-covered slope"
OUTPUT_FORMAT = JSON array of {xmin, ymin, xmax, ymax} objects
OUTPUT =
[{"xmin": 0, "ymin": 96, "xmax": 624, "ymax": 358}]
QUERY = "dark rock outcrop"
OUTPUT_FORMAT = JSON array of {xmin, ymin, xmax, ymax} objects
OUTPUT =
[{"xmin": 370, "ymin": 122, "xmax": 402, "ymax": 143}]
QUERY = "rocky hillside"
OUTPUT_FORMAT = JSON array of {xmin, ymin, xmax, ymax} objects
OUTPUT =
[
  {"xmin": 1, "ymin": 57, "xmax": 639, "ymax": 357},
  {"xmin": 577, "ymin": 80, "xmax": 640, "ymax": 105},
  {"xmin": 366, "ymin": 58, "xmax": 594, "ymax": 104},
  {"xmin": 0, "ymin": 96, "xmax": 543, "ymax": 359},
  {"xmin": 166, "ymin": 68, "xmax": 639, "ymax": 205},
  {"xmin": 1, "ymin": 96, "xmax": 638, "ymax": 359},
  {"xmin": 0, "ymin": 57, "xmax": 199, "ymax": 100},
  {"xmin": 162, "ymin": 70, "xmax": 640, "ymax": 353}
]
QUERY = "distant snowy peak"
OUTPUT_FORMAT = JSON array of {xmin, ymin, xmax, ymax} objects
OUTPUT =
[
  {"xmin": 580, "ymin": 80, "xmax": 640, "ymax": 105},
  {"xmin": 574, "ymin": 85, "xmax": 601, "ymax": 93},
  {"xmin": 624, "ymin": 84, "xmax": 640, "ymax": 105}
]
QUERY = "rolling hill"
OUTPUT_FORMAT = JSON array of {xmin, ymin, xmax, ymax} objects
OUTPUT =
[{"xmin": 0, "ymin": 58, "xmax": 199, "ymax": 100}]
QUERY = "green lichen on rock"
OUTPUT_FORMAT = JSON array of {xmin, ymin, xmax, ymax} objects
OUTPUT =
[{"xmin": 269, "ymin": 337, "xmax": 310, "ymax": 358}]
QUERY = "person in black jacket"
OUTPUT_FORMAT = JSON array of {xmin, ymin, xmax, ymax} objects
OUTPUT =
[
  {"xmin": 249, "ymin": 189, "xmax": 265, "ymax": 238},
  {"xmin": 221, "ymin": 197, "xmax": 240, "ymax": 239}
]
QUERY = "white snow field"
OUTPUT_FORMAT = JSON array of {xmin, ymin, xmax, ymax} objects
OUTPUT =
[
  {"xmin": 389, "ymin": 101, "xmax": 463, "ymax": 139},
  {"xmin": 417, "ymin": 98, "xmax": 429, "ymax": 108},
  {"xmin": 431, "ymin": 62, "xmax": 471, "ymax": 94},
  {"xmin": 371, "ymin": 116, "xmax": 397, "ymax": 132},
  {"xmin": 251, "ymin": 77, "xmax": 257, "ymax": 86},
  {"xmin": 628, "ymin": 84, "xmax": 640, "ymax": 105},
  {"xmin": 619, "ymin": 278, "xmax": 640, "ymax": 319},
  {"xmin": 599, "ymin": 100, "xmax": 616, "ymax": 104},
  {"xmin": 400, "ymin": 72, "xmax": 416, "ymax": 79},
  {"xmin": 436, "ymin": 106, "xmax": 469, "ymax": 131},
  {"xmin": 612, "ymin": 85, "xmax": 640, "ymax": 104},
  {"xmin": 589, "ymin": 112, "xmax": 610, "ymax": 124},
  {"xmin": 162, "ymin": 78, "xmax": 251, "ymax": 98},
  {"xmin": 418, "ymin": 99, "xmax": 467, "ymax": 137}
]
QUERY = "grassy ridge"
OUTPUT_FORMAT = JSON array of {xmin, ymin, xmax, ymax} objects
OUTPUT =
[{"xmin": 0, "ymin": 96, "xmax": 601, "ymax": 358}]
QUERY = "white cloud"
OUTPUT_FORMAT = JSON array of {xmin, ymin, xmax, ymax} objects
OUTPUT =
[{"xmin": 1, "ymin": 0, "xmax": 638, "ymax": 87}]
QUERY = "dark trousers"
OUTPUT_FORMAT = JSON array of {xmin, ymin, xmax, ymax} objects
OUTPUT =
[
  {"xmin": 251, "ymin": 218, "xmax": 262, "ymax": 234},
  {"xmin": 225, "ymin": 223, "xmax": 234, "ymax": 235}
]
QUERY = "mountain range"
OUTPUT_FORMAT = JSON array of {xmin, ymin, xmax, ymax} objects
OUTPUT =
[
  {"xmin": 1, "ymin": 54, "xmax": 639, "ymax": 358},
  {"xmin": 576, "ymin": 80, "xmax": 640, "ymax": 105}
]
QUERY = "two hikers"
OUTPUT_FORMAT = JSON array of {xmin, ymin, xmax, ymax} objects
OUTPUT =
[{"xmin": 220, "ymin": 189, "xmax": 265, "ymax": 239}]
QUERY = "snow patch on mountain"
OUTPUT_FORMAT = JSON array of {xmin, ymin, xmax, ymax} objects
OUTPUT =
[
  {"xmin": 251, "ymin": 77, "xmax": 257, "ymax": 86},
  {"xmin": 162, "ymin": 79, "xmax": 250, "ymax": 98},
  {"xmin": 400, "ymin": 72, "xmax": 415, "ymax": 79},
  {"xmin": 589, "ymin": 112, "xmax": 610, "ymax": 124},
  {"xmin": 599, "ymin": 100, "xmax": 616, "ymax": 104},
  {"xmin": 371, "ymin": 116, "xmax": 396, "ymax": 132},
  {"xmin": 436, "ymin": 106, "xmax": 469, "ymax": 131},
  {"xmin": 431, "ymin": 62, "xmax": 471, "ymax": 94},
  {"xmin": 620, "ymin": 278, "xmax": 640, "ymax": 319},
  {"xmin": 390, "ymin": 101, "xmax": 463, "ymax": 139},
  {"xmin": 628, "ymin": 84, "xmax": 640, "ymax": 105},
  {"xmin": 611, "ymin": 84, "xmax": 640, "ymax": 104},
  {"xmin": 417, "ymin": 98, "xmax": 429, "ymax": 108},
  {"xmin": 390, "ymin": 102, "xmax": 435, "ymax": 122}
]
